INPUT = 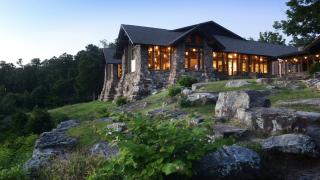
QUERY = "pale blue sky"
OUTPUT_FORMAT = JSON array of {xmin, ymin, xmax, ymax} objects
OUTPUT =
[{"xmin": 0, "ymin": 0, "xmax": 288, "ymax": 64}]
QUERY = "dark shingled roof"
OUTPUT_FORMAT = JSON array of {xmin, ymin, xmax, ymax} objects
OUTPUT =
[
  {"xmin": 213, "ymin": 35, "xmax": 299, "ymax": 57},
  {"xmin": 121, "ymin": 24, "xmax": 183, "ymax": 46},
  {"xmin": 102, "ymin": 48, "xmax": 121, "ymax": 64}
]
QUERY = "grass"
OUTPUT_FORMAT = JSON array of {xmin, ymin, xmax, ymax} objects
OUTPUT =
[
  {"xmin": 49, "ymin": 101, "xmax": 115, "ymax": 123},
  {"xmin": 197, "ymin": 79, "xmax": 267, "ymax": 92}
]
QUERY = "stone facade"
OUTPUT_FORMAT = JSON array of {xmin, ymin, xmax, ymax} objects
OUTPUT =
[
  {"xmin": 99, "ymin": 64, "xmax": 119, "ymax": 101},
  {"xmin": 102, "ymin": 40, "xmax": 216, "ymax": 101}
]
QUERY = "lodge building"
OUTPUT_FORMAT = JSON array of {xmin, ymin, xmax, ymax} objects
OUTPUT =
[{"xmin": 99, "ymin": 21, "xmax": 319, "ymax": 101}]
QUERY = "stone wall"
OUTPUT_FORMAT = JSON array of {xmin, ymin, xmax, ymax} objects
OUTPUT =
[
  {"xmin": 168, "ymin": 43, "xmax": 185, "ymax": 84},
  {"xmin": 99, "ymin": 64, "xmax": 119, "ymax": 101}
]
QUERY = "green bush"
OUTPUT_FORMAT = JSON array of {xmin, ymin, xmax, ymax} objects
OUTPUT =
[
  {"xmin": 177, "ymin": 76, "xmax": 198, "ymax": 88},
  {"xmin": 178, "ymin": 97, "xmax": 193, "ymax": 108},
  {"xmin": 168, "ymin": 85, "xmax": 181, "ymax": 97},
  {"xmin": 26, "ymin": 108, "xmax": 54, "ymax": 134},
  {"xmin": 90, "ymin": 115, "xmax": 232, "ymax": 179},
  {"xmin": 309, "ymin": 62, "xmax": 320, "ymax": 75},
  {"xmin": 115, "ymin": 96, "xmax": 127, "ymax": 106}
]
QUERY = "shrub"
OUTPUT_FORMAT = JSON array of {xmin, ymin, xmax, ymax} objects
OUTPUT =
[
  {"xmin": 90, "ymin": 115, "xmax": 232, "ymax": 179},
  {"xmin": 168, "ymin": 85, "xmax": 181, "ymax": 97},
  {"xmin": 177, "ymin": 76, "xmax": 198, "ymax": 88},
  {"xmin": 178, "ymin": 97, "xmax": 193, "ymax": 108},
  {"xmin": 309, "ymin": 62, "xmax": 320, "ymax": 75},
  {"xmin": 115, "ymin": 96, "xmax": 127, "ymax": 106},
  {"xmin": 26, "ymin": 108, "xmax": 54, "ymax": 134}
]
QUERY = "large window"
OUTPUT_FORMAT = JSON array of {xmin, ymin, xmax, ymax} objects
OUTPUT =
[
  {"xmin": 185, "ymin": 47, "xmax": 203, "ymax": 71},
  {"xmin": 118, "ymin": 64, "xmax": 122, "ymax": 78},
  {"xmin": 213, "ymin": 51, "xmax": 268, "ymax": 75},
  {"xmin": 148, "ymin": 46, "xmax": 172, "ymax": 70}
]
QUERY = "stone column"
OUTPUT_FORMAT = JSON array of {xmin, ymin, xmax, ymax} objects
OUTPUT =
[
  {"xmin": 203, "ymin": 41, "xmax": 213, "ymax": 81},
  {"xmin": 134, "ymin": 45, "xmax": 148, "ymax": 79},
  {"xmin": 168, "ymin": 43, "xmax": 185, "ymax": 84}
]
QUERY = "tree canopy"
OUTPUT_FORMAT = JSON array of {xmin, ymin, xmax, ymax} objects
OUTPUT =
[{"xmin": 258, "ymin": 31, "xmax": 286, "ymax": 45}]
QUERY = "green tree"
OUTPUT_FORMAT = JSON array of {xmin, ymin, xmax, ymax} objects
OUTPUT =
[
  {"xmin": 75, "ymin": 44, "xmax": 104, "ymax": 100},
  {"xmin": 26, "ymin": 108, "xmax": 54, "ymax": 134},
  {"xmin": 258, "ymin": 31, "xmax": 286, "ymax": 45},
  {"xmin": 273, "ymin": 0, "xmax": 320, "ymax": 46}
]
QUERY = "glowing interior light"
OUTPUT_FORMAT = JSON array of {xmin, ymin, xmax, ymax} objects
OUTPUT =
[
  {"xmin": 316, "ymin": 54, "xmax": 319, "ymax": 58},
  {"xmin": 185, "ymin": 52, "xmax": 188, "ymax": 55},
  {"xmin": 167, "ymin": 47, "xmax": 171, "ymax": 50},
  {"xmin": 304, "ymin": 56, "xmax": 307, "ymax": 59},
  {"xmin": 192, "ymin": 48, "xmax": 196, "ymax": 52},
  {"xmin": 155, "ymin": 46, "xmax": 159, "ymax": 50}
]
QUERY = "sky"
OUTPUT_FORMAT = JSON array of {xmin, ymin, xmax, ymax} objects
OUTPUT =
[{"xmin": 0, "ymin": 0, "xmax": 289, "ymax": 64}]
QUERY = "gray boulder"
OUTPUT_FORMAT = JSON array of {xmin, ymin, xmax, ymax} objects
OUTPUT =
[
  {"xmin": 90, "ymin": 142, "xmax": 119, "ymax": 160},
  {"xmin": 191, "ymin": 82, "xmax": 212, "ymax": 91},
  {"xmin": 107, "ymin": 122, "xmax": 126, "ymax": 132},
  {"xmin": 215, "ymin": 91, "xmax": 270, "ymax": 120},
  {"xmin": 189, "ymin": 116, "xmax": 205, "ymax": 126},
  {"xmin": 181, "ymin": 88, "xmax": 193, "ymax": 96},
  {"xmin": 212, "ymin": 124, "xmax": 249, "ymax": 139},
  {"xmin": 236, "ymin": 107, "xmax": 320, "ymax": 134},
  {"xmin": 261, "ymin": 134, "xmax": 319, "ymax": 158},
  {"xmin": 225, "ymin": 80, "xmax": 250, "ymax": 87},
  {"xmin": 198, "ymin": 145, "xmax": 260, "ymax": 178},
  {"xmin": 256, "ymin": 78, "xmax": 273, "ymax": 84},
  {"xmin": 187, "ymin": 92, "xmax": 218, "ymax": 105},
  {"xmin": 24, "ymin": 120, "xmax": 80, "ymax": 173}
]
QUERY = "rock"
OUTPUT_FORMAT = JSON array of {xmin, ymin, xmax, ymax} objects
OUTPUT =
[
  {"xmin": 107, "ymin": 122, "xmax": 126, "ymax": 132},
  {"xmin": 90, "ymin": 142, "xmax": 119, "ymax": 159},
  {"xmin": 304, "ymin": 78, "xmax": 320, "ymax": 90},
  {"xmin": 225, "ymin": 80, "xmax": 250, "ymax": 87},
  {"xmin": 190, "ymin": 116, "xmax": 205, "ymax": 126},
  {"xmin": 215, "ymin": 91, "xmax": 271, "ymax": 120},
  {"xmin": 191, "ymin": 82, "xmax": 212, "ymax": 91},
  {"xmin": 181, "ymin": 88, "xmax": 193, "ymax": 96},
  {"xmin": 236, "ymin": 107, "xmax": 320, "ymax": 134},
  {"xmin": 151, "ymin": 90, "xmax": 159, "ymax": 95},
  {"xmin": 98, "ymin": 117, "xmax": 114, "ymax": 123},
  {"xmin": 277, "ymin": 98, "xmax": 320, "ymax": 107},
  {"xmin": 24, "ymin": 120, "xmax": 80, "ymax": 173},
  {"xmin": 256, "ymin": 78, "xmax": 273, "ymax": 84},
  {"xmin": 146, "ymin": 108, "xmax": 187, "ymax": 119},
  {"xmin": 198, "ymin": 145, "xmax": 260, "ymax": 178},
  {"xmin": 261, "ymin": 134, "xmax": 319, "ymax": 158},
  {"xmin": 212, "ymin": 124, "xmax": 249, "ymax": 139},
  {"xmin": 187, "ymin": 92, "xmax": 218, "ymax": 105},
  {"xmin": 274, "ymin": 80, "xmax": 304, "ymax": 90}
]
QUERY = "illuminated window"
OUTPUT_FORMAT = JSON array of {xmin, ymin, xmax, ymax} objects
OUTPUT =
[
  {"xmin": 241, "ymin": 54, "xmax": 248, "ymax": 72},
  {"xmin": 117, "ymin": 64, "xmax": 122, "ymax": 78},
  {"xmin": 148, "ymin": 45, "xmax": 172, "ymax": 70},
  {"xmin": 185, "ymin": 47, "xmax": 203, "ymax": 71}
]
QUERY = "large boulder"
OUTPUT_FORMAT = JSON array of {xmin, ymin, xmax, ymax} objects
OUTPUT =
[
  {"xmin": 90, "ymin": 142, "xmax": 119, "ymax": 160},
  {"xmin": 191, "ymin": 82, "xmax": 212, "ymax": 91},
  {"xmin": 187, "ymin": 92, "xmax": 218, "ymax": 105},
  {"xmin": 215, "ymin": 91, "xmax": 270, "ymax": 120},
  {"xmin": 181, "ymin": 88, "xmax": 193, "ymax": 96},
  {"xmin": 256, "ymin": 78, "xmax": 273, "ymax": 84},
  {"xmin": 24, "ymin": 120, "xmax": 80, "ymax": 174},
  {"xmin": 198, "ymin": 145, "xmax": 260, "ymax": 178},
  {"xmin": 236, "ymin": 107, "xmax": 320, "ymax": 134},
  {"xmin": 212, "ymin": 124, "xmax": 249, "ymax": 139},
  {"xmin": 261, "ymin": 134, "xmax": 319, "ymax": 158},
  {"xmin": 225, "ymin": 80, "xmax": 250, "ymax": 88}
]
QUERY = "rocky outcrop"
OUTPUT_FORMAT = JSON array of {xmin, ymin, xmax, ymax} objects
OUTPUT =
[
  {"xmin": 24, "ymin": 120, "xmax": 79, "ymax": 174},
  {"xmin": 261, "ymin": 134, "xmax": 319, "ymax": 158},
  {"xmin": 90, "ymin": 142, "xmax": 119, "ymax": 159},
  {"xmin": 181, "ymin": 88, "xmax": 193, "ymax": 96},
  {"xmin": 304, "ymin": 78, "xmax": 320, "ymax": 90},
  {"xmin": 225, "ymin": 80, "xmax": 250, "ymax": 87},
  {"xmin": 236, "ymin": 107, "xmax": 320, "ymax": 134},
  {"xmin": 146, "ymin": 108, "xmax": 188, "ymax": 119},
  {"xmin": 215, "ymin": 90, "xmax": 271, "ymax": 120},
  {"xmin": 198, "ymin": 145, "xmax": 260, "ymax": 178},
  {"xmin": 276, "ymin": 98, "xmax": 320, "ymax": 106},
  {"xmin": 187, "ymin": 92, "xmax": 218, "ymax": 105},
  {"xmin": 256, "ymin": 78, "xmax": 273, "ymax": 84},
  {"xmin": 191, "ymin": 82, "xmax": 212, "ymax": 91}
]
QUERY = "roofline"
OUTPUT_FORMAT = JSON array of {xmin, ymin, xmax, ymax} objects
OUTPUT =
[{"xmin": 120, "ymin": 24, "xmax": 134, "ymax": 45}]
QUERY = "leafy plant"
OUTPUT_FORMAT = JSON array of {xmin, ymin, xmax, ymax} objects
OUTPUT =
[
  {"xmin": 90, "ymin": 115, "xmax": 231, "ymax": 179},
  {"xmin": 178, "ymin": 97, "xmax": 193, "ymax": 108},
  {"xmin": 309, "ymin": 62, "xmax": 320, "ymax": 75},
  {"xmin": 167, "ymin": 85, "xmax": 181, "ymax": 97},
  {"xmin": 26, "ymin": 108, "xmax": 54, "ymax": 134},
  {"xmin": 115, "ymin": 96, "xmax": 127, "ymax": 106},
  {"xmin": 177, "ymin": 76, "xmax": 198, "ymax": 88}
]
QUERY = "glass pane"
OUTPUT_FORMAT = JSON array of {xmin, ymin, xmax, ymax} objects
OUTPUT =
[
  {"xmin": 148, "ymin": 46, "xmax": 153, "ymax": 69},
  {"xmin": 153, "ymin": 46, "xmax": 160, "ymax": 70},
  {"xmin": 189, "ymin": 48, "xmax": 198, "ymax": 70},
  {"xmin": 185, "ymin": 49, "xmax": 189, "ymax": 69},
  {"xmin": 161, "ymin": 47, "xmax": 171, "ymax": 70}
]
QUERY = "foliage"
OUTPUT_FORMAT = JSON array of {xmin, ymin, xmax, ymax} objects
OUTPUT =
[
  {"xmin": 39, "ymin": 151, "xmax": 105, "ymax": 180},
  {"xmin": 167, "ymin": 85, "xmax": 181, "ymax": 97},
  {"xmin": 0, "ymin": 134, "xmax": 38, "ymax": 180},
  {"xmin": 90, "ymin": 115, "xmax": 231, "ymax": 179},
  {"xmin": 258, "ymin": 31, "xmax": 286, "ymax": 45},
  {"xmin": 273, "ymin": 0, "xmax": 320, "ymax": 46},
  {"xmin": 177, "ymin": 76, "xmax": 198, "ymax": 88},
  {"xmin": 115, "ymin": 96, "xmax": 127, "ymax": 106},
  {"xmin": 309, "ymin": 62, "xmax": 320, "ymax": 75},
  {"xmin": 178, "ymin": 97, "xmax": 193, "ymax": 108},
  {"xmin": 26, "ymin": 108, "xmax": 54, "ymax": 134}
]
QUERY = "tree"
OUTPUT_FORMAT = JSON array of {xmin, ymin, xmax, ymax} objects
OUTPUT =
[
  {"xmin": 100, "ymin": 39, "xmax": 117, "ymax": 48},
  {"xmin": 273, "ymin": 0, "xmax": 320, "ymax": 46},
  {"xmin": 258, "ymin": 31, "xmax": 286, "ymax": 45},
  {"xmin": 26, "ymin": 108, "xmax": 54, "ymax": 134},
  {"xmin": 75, "ymin": 44, "xmax": 104, "ymax": 100}
]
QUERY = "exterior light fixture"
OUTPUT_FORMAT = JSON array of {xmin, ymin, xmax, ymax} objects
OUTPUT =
[
  {"xmin": 304, "ymin": 56, "xmax": 307, "ymax": 59},
  {"xmin": 192, "ymin": 48, "xmax": 196, "ymax": 52},
  {"xmin": 316, "ymin": 54, "xmax": 319, "ymax": 58}
]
